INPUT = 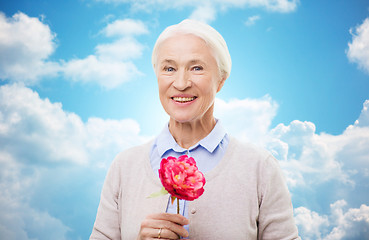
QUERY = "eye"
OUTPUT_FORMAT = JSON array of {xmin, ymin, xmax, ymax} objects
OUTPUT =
[
  {"xmin": 192, "ymin": 66, "xmax": 203, "ymax": 71},
  {"xmin": 164, "ymin": 66, "xmax": 175, "ymax": 72}
]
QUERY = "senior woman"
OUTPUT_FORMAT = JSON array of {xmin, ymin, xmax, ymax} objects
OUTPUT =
[{"xmin": 90, "ymin": 19, "xmax": 300, "ymax": 240}]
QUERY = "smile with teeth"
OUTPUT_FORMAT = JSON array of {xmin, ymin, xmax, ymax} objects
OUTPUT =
[{"xmin": 172, "ymin": 97, "xmax": 196, "ymax": 103}]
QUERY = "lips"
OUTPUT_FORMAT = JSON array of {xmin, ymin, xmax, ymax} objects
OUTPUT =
[{"xmin": 172, "ymin": 96, "xmax": 197, "ymax": 103}]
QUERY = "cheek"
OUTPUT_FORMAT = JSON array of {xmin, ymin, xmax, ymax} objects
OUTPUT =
[
  {"xmin": 158, "ymin": 75, "xmax": 173, "ymax": 89},
  {"xmin": 198, "ymin": 87, "xmax": 216, "ymax": 111},
  {"xmin": 199, "ymin": 78, "xmax": 219, "ymax": 98},
  {"xmin": 157, "ymin": 78, "xmax": 168, "ymax": 96},
  {"xmin": 158, "ymin": 88, "xmax": 168, "ymax": 106}
]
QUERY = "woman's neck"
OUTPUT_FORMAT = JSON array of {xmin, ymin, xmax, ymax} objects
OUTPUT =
[{"xmin": 169, "ymin": 116, "xmax": 216, "ymax": 149}]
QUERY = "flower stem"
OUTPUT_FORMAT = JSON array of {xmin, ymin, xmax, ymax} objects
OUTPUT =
[
  {"xmin": 177, "ymin": 198, "xmax": 182, "ymax": 239},
  {"xmin": 177, "ymin": 197, "xmax": 180, "ymax": 215}
]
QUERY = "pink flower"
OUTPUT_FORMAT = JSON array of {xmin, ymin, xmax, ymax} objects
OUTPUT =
[{"xmin": 159, "ymin": 155, "xmax": 206, "ymax": 201}]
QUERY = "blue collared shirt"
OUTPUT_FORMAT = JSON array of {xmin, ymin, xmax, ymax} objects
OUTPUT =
[{"xmin": 150, "ymin": 120, "xmax": 229, "ymax": 234}]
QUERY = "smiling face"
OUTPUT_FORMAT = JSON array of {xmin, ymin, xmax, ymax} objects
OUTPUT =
[{"xmin": 156, "ymin": 34, "xmax": 225, "ymax": 124}]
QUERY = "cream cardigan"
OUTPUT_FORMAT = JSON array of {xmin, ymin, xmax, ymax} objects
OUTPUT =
[{"xmin": 90, "ymin": 137, "xmax": 300, "ymax": 240}]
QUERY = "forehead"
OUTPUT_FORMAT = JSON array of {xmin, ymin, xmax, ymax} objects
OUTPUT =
[{"xmin": 156, "ymin": 34, "xmax": 215, "ymax": 62}]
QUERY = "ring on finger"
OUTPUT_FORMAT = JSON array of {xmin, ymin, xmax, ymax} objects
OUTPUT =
[{"xmin": 158, "ymin": 228, "xmax": 162, "ymax": 239}]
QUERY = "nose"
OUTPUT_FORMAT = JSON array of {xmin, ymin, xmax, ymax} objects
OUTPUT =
[{"xmin": 173, "ymin": 70, "xmax": 191, "ymax": 91}]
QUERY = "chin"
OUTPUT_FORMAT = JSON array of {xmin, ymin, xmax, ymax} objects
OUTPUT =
[{"xmin": 170, "ymin": 114, "xmax": 196, "ymax": 124}]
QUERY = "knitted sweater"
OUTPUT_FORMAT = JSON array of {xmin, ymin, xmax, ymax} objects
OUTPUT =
[{"xmin": 90, "ymin": 137, "xmax": 300, "ymax": 240}]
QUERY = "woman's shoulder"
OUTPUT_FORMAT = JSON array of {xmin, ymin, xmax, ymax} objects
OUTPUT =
[
  {"xmin": 111, "ymin": 140, "xmax": 154, "ymax": 167},
  {"xmin": 228, "ymin": 136, "xmax": 271, "ymax": 159},
  {"xmin": 226, "ymin": 136, "xmax": 283, "ymax": 182},
  {"xmin": 226, "ymin": 136, "xmax": 280, "ymax": 171},
  {"xmin": 117, "ymin": 140, "xmax": 153, "ymax": 156}
]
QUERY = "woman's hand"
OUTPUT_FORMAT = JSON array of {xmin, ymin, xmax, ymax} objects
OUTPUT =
[{"xmin": 137, "ymin": 213, "xmax": 189, "ymax": 239}]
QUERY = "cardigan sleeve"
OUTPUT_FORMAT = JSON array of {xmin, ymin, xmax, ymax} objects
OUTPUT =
[
  {"xmin": 257, "ymin": 155, "xmax": 300, "ymax": 240},
  {"xmin": 90, "ymin": 157, "xmax": 122, "ymax": 240}
]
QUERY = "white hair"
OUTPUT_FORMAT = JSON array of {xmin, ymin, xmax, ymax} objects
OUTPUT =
[{"xmin": 152, "ymin": 19, "xmax": 232, "ymax": 79}]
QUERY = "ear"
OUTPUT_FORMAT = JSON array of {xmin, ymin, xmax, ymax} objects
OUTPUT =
[{"xmin": 216, "ymin": 76, "xmax": 226, "ymax": 93}]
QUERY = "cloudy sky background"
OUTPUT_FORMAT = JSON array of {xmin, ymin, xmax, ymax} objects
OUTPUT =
[{"xmin": 1, "ymin": 0, "xmax": 369, "ymax": 239}]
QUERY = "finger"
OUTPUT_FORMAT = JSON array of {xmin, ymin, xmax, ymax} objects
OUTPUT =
[
  {"xmin": 140, "ymin": 216, "xmax": 189, "ymax": 238},
  {"xmin": 157, "ymin": 227, "xmax": 181, "ymax": 240},
  {"xmin": 144, "ymin": 220, "xmax": 188, "ymax": 239},
  {"xmin": 148, "ymin": 213, "xmax": 189, "ymax": 226},
  {"xmin": 140, "ymin": 226, "xmax": 182, "ymax": 240}
]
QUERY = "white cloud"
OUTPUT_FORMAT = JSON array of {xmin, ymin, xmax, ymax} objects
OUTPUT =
[
  {"xmin": 0, "ymin": 195, "xmax": 71, "ymax": 240},
  {"xmin": 85, "ymin": 117, "xmax": 146, "ymax": 167},
  {"xmin": 245, "ymin": 15, "xmax": 261, "ymax": 26},
  {"xmin": 264, "ymin": 98, "xmax": 369, "ymax": 190},
  {"xmin": 0, "ymin": 12, "xmax": 60, "ymax": 84},
  {"xmin": 189, "ymin": 3, "xmax": 217, "ymax": 23},
  {"xmin": 295, "ymin": 200, "xmax": 369, "ymax": 240},
  {"xmin": 62, "ymin": 18, "xmax": 147, "ymax": 89},
  {"xmin": 214, "ymin": 95, "xmax": 278, "ymax": 145},
  {"xmin": 347, "ymin": 17, "xmax": 369, "ymax": 74},
  {"xmin": 0, "ymin": 83, "xmax": 150, "ymax": 239},
  {"xmin": 0, "ymin": 83, "xmax": 88, "ymax": 165},
  {"xmin": 168, "ymin": 0, "xmax": 297, "ymax": 13},
  {"xmin": 294, "ymin": 206, "xmax": 329, "ymax": 239},
  {"xmin": 0, "ymin": 12, "xmax": 147, "ymax": 89},
  {"xmin": 93, "ymin": 0, "xmax": 299, "ymax": 23},
  {"xmin": 63, "ymin": 55, "xmax": 141, "ymax": 89},
  {"xmin": 326, "ymin": 200, "xmax": 369, "ymax": 240},
  {"xmin": 268, "ymin": 120, "xmax": 353, "ymax": 187},
  {"xmin": 354, "ymin": 99, "xmax": 369, "ymax": 127},
  {"xmin": 261, "ymin": 0, "xmax": 299, "ymax": 12},
  {"xmin": 0, "ymin": 83, "xmax": 148, "ymax": 165},
  {"xmin": 95, "ymin": 37, "xmax": 145, "ymax": 61},
  {"xmin": 103, "ymin": 18, "xmax": 148, "ymax": 37},
  {"xmin": 335, "ymin": 127, "xmax": 369, "ymax": 174},
  {"xmin": 0, "ymin": 147, "xmax": 71, "ymax": 240},
  {"xmin": 219, "ymin": 0, "xmax": 299, "ymax": 12}
]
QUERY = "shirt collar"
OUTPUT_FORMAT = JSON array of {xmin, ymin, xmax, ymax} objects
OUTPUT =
[{"xmin": 156, "ymin": 119, "xmax": 227, "ymax": 158}]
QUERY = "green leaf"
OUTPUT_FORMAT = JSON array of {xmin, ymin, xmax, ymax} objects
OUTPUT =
[{"xmin": 147, "ymin": 187, "xmax": 168, "ymax": 198}]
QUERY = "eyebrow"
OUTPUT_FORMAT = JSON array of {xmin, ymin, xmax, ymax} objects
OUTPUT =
[
  {"xmin": 160, "ymin": 59, "xmax": 206, "ymax": 66},
  {"xmin": 160, "ymin": 59, "xmax": 176, "ymax": 65},
  {"xmin": 188, "ymin": 59, "xmax": 204, "ymax": 65}
]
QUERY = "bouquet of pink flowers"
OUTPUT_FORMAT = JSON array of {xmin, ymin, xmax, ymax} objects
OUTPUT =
[{"xmin": 149, "ymin": 155, "xmax": 206, "ymax": 214}]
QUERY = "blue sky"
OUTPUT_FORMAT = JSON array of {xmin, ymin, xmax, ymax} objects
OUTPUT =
[{"xmin": 1, "ymin": 0, "xmax": 369, "ymax": 239}]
